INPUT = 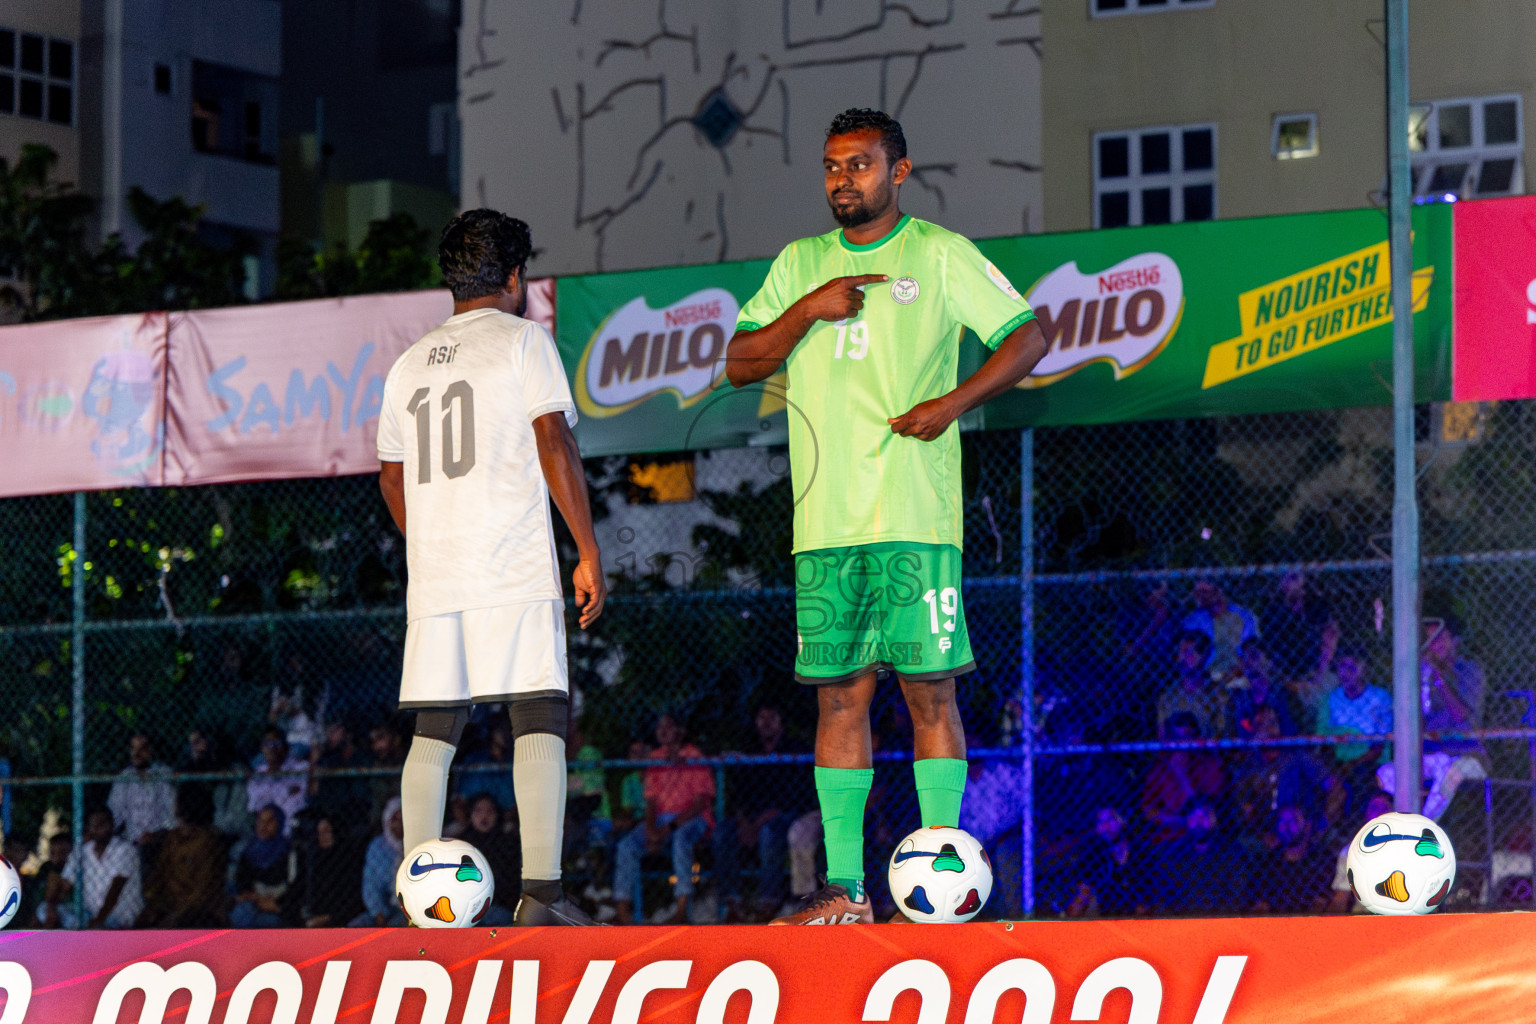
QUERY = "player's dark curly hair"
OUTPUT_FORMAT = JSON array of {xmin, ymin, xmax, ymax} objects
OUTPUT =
[
  {"xmin": 438, "ymin": 209, "xmax": 534, "ymax": 302},
  {"xmin": 826, "ymin": 107, "xmax": 907, "ymax": 165}
]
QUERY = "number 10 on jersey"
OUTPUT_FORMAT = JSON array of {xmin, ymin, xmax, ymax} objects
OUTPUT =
[{"xmin": 406, "ymin": 381, "xmax": 477, "ymax": 483}]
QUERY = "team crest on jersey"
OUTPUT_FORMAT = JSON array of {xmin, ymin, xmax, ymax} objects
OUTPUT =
[{"xmin": 890, "ymin": 277, "xmax": 920, "ymax": 304}]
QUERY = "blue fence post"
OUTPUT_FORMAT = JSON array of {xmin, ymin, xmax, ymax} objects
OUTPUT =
[{"xmin": 1019, "ymin": 428, "xmax": 1035, "ymax": 917}]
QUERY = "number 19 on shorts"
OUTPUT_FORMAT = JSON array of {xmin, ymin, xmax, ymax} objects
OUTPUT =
[{"xmin": 924, "ymin": 587, "xmax": 958, "ymax": 650}]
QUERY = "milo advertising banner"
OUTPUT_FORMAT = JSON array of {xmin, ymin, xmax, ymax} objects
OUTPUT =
[{"xmin": 555, "ymin": 205, "xmax": 1452, "ymax": 455}]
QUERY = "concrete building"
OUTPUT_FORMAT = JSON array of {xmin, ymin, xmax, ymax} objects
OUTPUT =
[
  {"xmin": 278, "ymin": 0, "xmax": 458, "ymax": 253},
  {"xmin": 1043, "ymin": 0, "xmax": 1531, "ymax": 231}
]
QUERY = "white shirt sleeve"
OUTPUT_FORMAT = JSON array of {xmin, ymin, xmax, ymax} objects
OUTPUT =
[
  {"xmin": 516, "ymin": 323, "xmax": 577, "ymax": 427},
  {"xmin": 376, "ymin": 359, "xmax": 405, "ymax": 462},
  {"xmin": 103, "ymin": 838, "xmax": 138, "ymax": 881}
]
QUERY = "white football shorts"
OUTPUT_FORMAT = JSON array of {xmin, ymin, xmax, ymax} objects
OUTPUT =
[{"xmin": 398, "ymin": 600, "xmax": 568, "ymax": 708}]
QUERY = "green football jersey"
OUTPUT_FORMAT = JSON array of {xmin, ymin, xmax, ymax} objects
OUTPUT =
[{"xmin": 737, "ymin": 215, "xmax": 1035, "ymax": 553}]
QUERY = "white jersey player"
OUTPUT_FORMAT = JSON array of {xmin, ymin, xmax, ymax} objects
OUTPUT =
[{"xmin": 377, "ymin": 209, "xmax": 606, "ymax": 926}]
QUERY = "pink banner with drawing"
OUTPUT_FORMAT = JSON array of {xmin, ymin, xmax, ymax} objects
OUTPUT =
[
  {"xmin": 165, "ymin": 281, "xmax": 554, "ymax": 486},
  {"xmin": 0, "ymin": 312, "xmax": 168, "ymax": 498}
]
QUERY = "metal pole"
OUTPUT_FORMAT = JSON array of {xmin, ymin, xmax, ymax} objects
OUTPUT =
[
  {"xmin": 1386, "ymin": 0, "xmax": 1423, "ymax": 813},
  {"xmin": 1019, "ymin": 428, "xmax": 1035, "ymax": 915},
  {"xmin": 71, "ymin": 491, "xmax": 86, "ymax": 924}
]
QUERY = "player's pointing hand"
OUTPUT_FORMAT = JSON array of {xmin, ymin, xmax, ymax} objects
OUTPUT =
[{"xmin": 799, "ymin": 274, "xmax": 889, "ymax": 324}]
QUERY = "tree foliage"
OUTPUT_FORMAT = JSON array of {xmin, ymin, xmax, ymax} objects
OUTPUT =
[{"xmin": 274, "ymin": 212, "xmax": 438, "ymax": 300}]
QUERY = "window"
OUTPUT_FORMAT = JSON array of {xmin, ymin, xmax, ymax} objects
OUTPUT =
[
  {"xmin": 1272, "ymin": 113, "xmax": 1318, "ymax": 160},
  {"xmin": 1093, "ymin": 124, "xmax": 1216, "ymax": 228},
  {"xmin": 0, "ymin": 27, "xmax": 73, "ymax": 125},
  {"xmin": 1409, "ymin": 94, "xmax": 1522, "ymax": 200},
  {"xmin": 154, "ymin": 63, "xmax": 171, "ymax": 95},
  {"xmin": 1092, "ymin": 0, "xmax": 1214, "ymax": 16},
  {"xmin": 190, "ymin": 60, "xmax": 277, "ymax": 163}
]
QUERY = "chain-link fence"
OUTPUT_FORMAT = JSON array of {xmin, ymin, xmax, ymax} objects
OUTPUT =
[{"xmin": 2, "ymin": 402, "xmax": 1534, "ymax": 928}]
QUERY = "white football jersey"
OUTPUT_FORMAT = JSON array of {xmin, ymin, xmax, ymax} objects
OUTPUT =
[{"xmin": 377, "ymin": 308, "xmax": 577, "ymax": 620}]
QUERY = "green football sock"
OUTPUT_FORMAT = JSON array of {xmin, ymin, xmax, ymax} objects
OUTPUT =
[
  {"xmin": 914, "ymin": 757, "xmax": 968, "ymax": 829},
  {"xmin": 815, "ymin": 765, "xmax": 873, "ymax": 893}
]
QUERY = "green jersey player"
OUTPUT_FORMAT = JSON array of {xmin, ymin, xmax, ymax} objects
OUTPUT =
[{"xmin": 727, "ymin": 108, "xmax": 1048, "ymax": 925}]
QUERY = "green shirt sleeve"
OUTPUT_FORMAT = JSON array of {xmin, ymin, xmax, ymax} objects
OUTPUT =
[
  {"xmin": 941, "ymin": 234, "xmax": 1036, "ymax": 350},
  {"xmin": 736, "ymin": 247, "xmax": 794, "ymax": 333}
]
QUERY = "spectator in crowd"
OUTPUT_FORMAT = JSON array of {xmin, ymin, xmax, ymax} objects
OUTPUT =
[
  {"xmin": 1150, "ymin": 797, "xmax": 1242, "ymax": 915},
  {"xmin": 39, "ymin": 808, "xmax": 142, "ymax": 929},
  {"xmin": 1156, "ymin": 632, "xmax": 1231, "ymax": 740},
  {"xmin": 1319, "ymin": 648, "xmax": 1393, "ymax": 815},
  {"xmin": 1377, "ymin": 615, "xmax": 1489, "ymax": 820},
  {"xmin": 246, "ymin": 728, "xmax": 309, "ymax": 836},
  {"xmin": 713, "ymin": 702, "xmax": 812, "ymax": 922},
  {"xmin": 613, "ymin": 739, "xmax": 650, "ymax": 833},
  {"xmin": 1249, "ymin": 804, "xmax": 1333, "ymax": 913},
  {"xmin": 457, "ymin": 793, "xmax": 519, "ymax": 925},
  {"xmin": 1117, "ymin": 582, "xmax": 1180, "ymax": 701},
  {"xmin": 1262, "ymin": 570, "xmax": 1336, "ymax": 683},
  {"xmin": 136, "ymin": 784, "xmax": 227, "ymax": 928},
  {"xmin": 301, "ymin": 814, "xmax": 363, "ymax": 928},
  {"xmin": 442, "ymin": 793, "xmax": 472, "ymax": 839},
  {"xmin": 367, "ymin": 722, "xmax": 406, "ymax": 826},
  {"xmin": 308, "ymin": 720, "xmax": 373, "ymax": 837},
  {"xmin": 1230, "ymin": 640, "xmax": 1300, "ymax": 739},
  {"xmin": 1230, "ymin": 705, "xmax": 1338, "ymax": 847},
  {"xmin": 1329, "ymin": 790, "xmax": 1394, "ymax": 914},
  {"xmin": 1181, "ymin": 579, "xmax": 1260, "ymax": 680},
  {"xmin": 268, "ymin": 672, "xmax": 326, "ymax": 760},
  {"xmin": 1066, "ymin": 806, "xmax": 1147, "ymax": 918},
  {"xmin": 960, "ymin": 755, "xmax": 1027, "ymax": 918},
  {"xmin": 565, "ymin": 721, "xmax": 612, "ymax": 868},
  {"xmin": 230, "ymin": 805, "xmax": 295, "ymax": 928},
  {"xmin": 177, "ymin": 728, "xmax": 250, "ymax": 839},
  {"xmin": 22, "ymin": 832, "xmax": 71, "ymax": 931},
  {"xmin": 613, "ymin": 713, "xmax": 714, "ymax": 925},
  {"xmin": 352, "ymin": 797, "xmax": 406, "ymax": 927},
  {"xmin": 1141, "ymin": 712, "xmax": 1225, "ymax": 844},
  {"xmin": 107, "ymin": 733, "xmax": 176, "ymax": 845},
  {"xmin": 456, "ymin": 721, "xmax": 518, "ymax": 824}
]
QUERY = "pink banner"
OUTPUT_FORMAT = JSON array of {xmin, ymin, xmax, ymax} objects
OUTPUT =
[
  {"xmin": 0, "ymin": 312, "xmax": 167, "ymax": 498},
  {"xmin": 164, "ymin": 282, "xmax": 554, "ymax": 486},
  {"xmin": 1453, "ymin": 194, "xmax": 1536, "ymax": 401},
  {"xmin": 2, "ymin": 914, "xmax": 1535, "ymax": 1023}
]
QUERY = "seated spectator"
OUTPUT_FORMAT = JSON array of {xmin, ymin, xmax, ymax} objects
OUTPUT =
[
  {"xmin": 1230, "ymin": 706, "xmax": 1338, "ymax": 847},
  {"xmin": 230, "ymin": 805, "xmax": 295, "ymax": 928},
  {"xmin": 1288, "ymin": 617, "xmax": 1342, "ymax": 729},
  {"xmin": 455, "ymin": 721, "xmax": 517, "ymax": 820},
  {"xmin": 1149, "ymin": 797, "xmax": 1242, "ymax": 915},
  {"xmin": 351, "ymin": 797, "xmax": 406, "ymax": 927},
  {"xmin": 136, "ymin": 784, "xmax": 228, "ymax": 928},
  {"xmin": 613, "ymin": 714, "xmax": 714, "ymax": 925},
  {"xmin": 22, "ymin": 832, "xmax": 71, "ymax": 931},
  {"xmin": 267, "ymin": 672, "xmax": 326, "ymax": 760},
  {"xmin": 1036, "ymin": 711, "xmax": 1136, "ymax": 857},
  {"xmin": 1262, "ymin": 570, "xmax": 1336, "ymax": 683},
  {"xmin": 959, "ymin": 755, "xmax": 1027, "ymax": 919},
  {"xmin": 457, "ymin": 793, "xmax": 519, "ymax": 926},
  {"xmin": 1377, "ymin": 615, "xmax": 1489, "ymax": 820},
  {"xmin": 1066, "ymin": 806, "xmax": 1148, "ymax": 918},
  {"xmin": 246, "ymin": 728, "xmax": 309, "ymax": 836},
  {"xmin": 177, "ymin": 728, "xmax": 249, "ymax": 839},
  {"xmin": 613, "ymin": 739, "xmax": 650, "ymax": 834},
  {"xmin": 39, "ymin": 808, "xmax": 142, "ymax": 929},
  {"xmin": 1141, "ymin": 712, "xmax": 1225, "ymax": 844},
  {"xmin": 1181, "ymin": 579, "xmax": 1259, "ymax": 680},
  {"xmin": 107, "ymin": 733, "xmax": 176, "ymax": 846},
  {"xmin": 1230, "ymin": 640, "xmax": 1300, "ymax": 738},
  {"xmin": 302, "ymin": 814, "xmax": 364, "ymax": 927},
  {"xmin": 308, "ymin": 720, "xmax": 373, "ymax": 837},
  {"xmin": 1319, "ymin": 649, "xmax": 1393, "ymax": 815},
  {"xmin": 566, "ymin": 721, "xmax": 612, "ymax": 860},
  {"xmin": 1156, "ymin": 632, "xmax": 1231, "ymax": 740},
  {"xmin": 712, "ymin": 702, "xmax": 811, "ymax": 922},
  {"xmin": 367, "ymin": 722, "xmax": 406, "ymax": 826},
  {"xmin": 1249, "ymin": 804, "xmax": 1332, "ymax": 913},
  {"xmin": 1328, "ymin": 791, "xmax": 1394, "ymax": 914}
]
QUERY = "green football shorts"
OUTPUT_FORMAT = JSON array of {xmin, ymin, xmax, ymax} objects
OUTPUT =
[{"xmin": 793, "ymin": 541, "xmax": 975, "ymax": 684}]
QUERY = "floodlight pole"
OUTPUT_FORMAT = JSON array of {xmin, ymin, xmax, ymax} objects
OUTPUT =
[{"xmin": 1386, "ymin": 0, "xmax": 1423, "ymax": 813}]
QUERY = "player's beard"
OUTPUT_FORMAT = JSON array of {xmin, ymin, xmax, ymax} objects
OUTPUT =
[{"xmin": 829, "ymin": 177, "xmax": 894, "ymax": 228}]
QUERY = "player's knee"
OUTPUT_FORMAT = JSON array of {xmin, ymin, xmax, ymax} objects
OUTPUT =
[
  {"xmin": 506, "ymin": 694, "xmax": 569, "ymax": 742},
  {"xmin": 413, "ymin": 707, "xmax": 469, "ymax": 747}
]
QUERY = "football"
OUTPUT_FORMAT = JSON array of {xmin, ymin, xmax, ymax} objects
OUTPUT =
[
  {"xmin": 1345, "ymin": 811, "xmax": 1457, "ymax": 915},
  {"xmin": 395, "ymin": 838, "xmax": 495, "ymax": 928},
  {"xmin": 887, "ymin": 825, "xmax": 992, "ymax": 923},
  {"xmin": 0, "ymin": 857, "xmax": 18, "ymax": 928}
]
